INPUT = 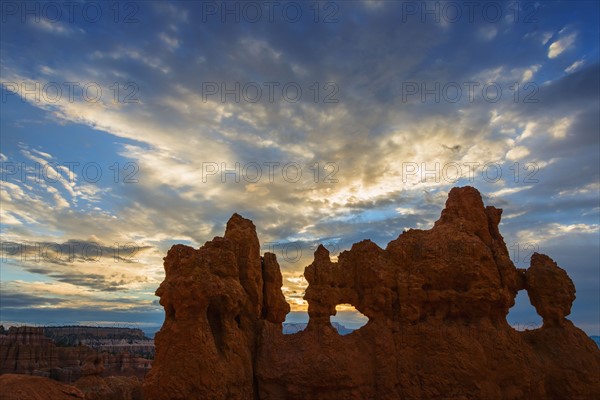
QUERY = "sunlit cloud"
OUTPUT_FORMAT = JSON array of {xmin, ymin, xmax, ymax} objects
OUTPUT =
[
  {"xmin": 1, "ymin": 1, "xmax": 598, "ymax": 334},
  {"xmin": 548, "ymin": 31, "xmax": 577, "ymax": 59}
]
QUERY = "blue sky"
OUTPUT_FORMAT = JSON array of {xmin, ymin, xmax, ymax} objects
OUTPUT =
[{"xmin": 1, "ymin": 0, "xmax": 599, "ymax": 335}]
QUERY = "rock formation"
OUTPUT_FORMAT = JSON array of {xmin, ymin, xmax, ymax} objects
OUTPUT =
[
  {"xmin": 143, "ymin": 214, "xmax": 289, "ymax": 399},
  {"xmin": 74, "ymin": 375, "xmax": 142, "ymax": 400},
  {"xmin": 143, "ymin": 186, "xmax": 600, "ymax": 400},
  {"xmin": 0, "ymin": 326, "xmax": 152, "ymax": 382},
  {"xmin": 43, "ymin": 326, "xmax": 148, "ymax": 341},
  {"xmin": 0, "ymin": 373, "xmax": 142, "ymax": 400},
  {"xmin": 43, "ymin": 326, "xmax": 155, "ymax": 358},
  {"xmin": 0, "ymin": 374, "xmax": 85, "ymax": 400}
]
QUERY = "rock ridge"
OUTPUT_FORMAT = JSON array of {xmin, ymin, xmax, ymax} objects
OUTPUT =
[{"xmin": 143, "ymin": 186, "xmax": 600, "ymax": 400}]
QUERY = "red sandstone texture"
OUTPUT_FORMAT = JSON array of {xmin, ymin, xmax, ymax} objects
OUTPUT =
[
  {"xmin": 74, "ymin": 375, "xmax": 142, "ymax": 400},
  {"xmin": 0, "ymin": 327, "xmax": 144, "ymax": 400},
  {"xmin": 0, "ymin": 374, "xmax": 85, "ymax": 400},
  {"xmin": 0, "ymin": 326, "xmax": 151, "ymax": 382},
  {"xmin": 143, "ymin": 186, "xmax": 600, "ymax": 400},
  {"xmin": 0, "ymin": 373, "xmax": 142, "ymax": 400}
]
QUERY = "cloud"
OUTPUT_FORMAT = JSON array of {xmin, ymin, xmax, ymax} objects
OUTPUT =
[
  {"xmin": 516, "ymin": 223, "xmax": 599, "ymax": 244},
  {"xmin": 1, "ymin": 0, "xmax": 598, "ymax": 334},
  {"xmin": 1, "ymin": 239, "xmax": 158, "ymax": 292},
  {"xmin": 158, "ymin": 32, "xmax": 180, "ymax": 50},
  {"xmin": 479, "ymin": 26, "xmax": 498, "ymax": 41},
  {"xmin": 0, "ymin": 291, "xmax": 64, "ymax": 308},
  {"xmin": 31, "ymin": 19, "xmax": 84, "ymax": 36},
  {"xmin": 565, "ymin": 59, "xmax": 585, "ymax": 73},
  {"xmin": 548, "ymin": 116, "xmax": 573, "ymax": 139},
  {"xmin": 506, "ymin": 146, "xmax": 530, "ymax": 161},
  {"xmin": 548, "ymin": 32, "xmax": 577, "ymax": 58}
]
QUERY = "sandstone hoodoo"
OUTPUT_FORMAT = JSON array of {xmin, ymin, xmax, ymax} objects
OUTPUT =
[{"xmin": 143, "ymin": 186, "xmax": 600, "ymax": 400}]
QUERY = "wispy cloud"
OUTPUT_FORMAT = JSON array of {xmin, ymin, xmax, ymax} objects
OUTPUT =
[
  {"xmin": 1, "ymin": 0, "xmax": 598, "ymax": 333},
  {"xmin": 548, "ymin": 31, "xmax": 577, "ymax": 58}
]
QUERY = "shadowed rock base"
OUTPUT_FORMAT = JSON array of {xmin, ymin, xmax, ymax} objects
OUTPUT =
[
  {"xmin": 0, "ymin": 374, "xmax": 142, "ymax": 400},
  {"xmin": 0, "ymin": 374, "xmax": 85, "ymax": 400},
  {"xmin": 143, "ymin": 186, "xmax": 600, "ymax": 400}
]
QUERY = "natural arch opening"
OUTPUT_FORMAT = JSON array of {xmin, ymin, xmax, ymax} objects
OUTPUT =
[
  {"xmin": 281, "ymin": 273, "xmax": 309, "ymax": 334},
  {"xmin": 330, "ymin": 304, "xmax": 369, "ymax": 335},
  {"xmin": 282, "ymin": 310, "xmax": 309, "ymax": 334},
  {"xmin": 507, "ymin": 290, "xmax": 542, "ymax": 331}
]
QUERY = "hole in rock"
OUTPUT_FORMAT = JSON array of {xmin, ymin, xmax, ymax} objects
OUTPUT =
[
  {"xmin": 206, "ymin": 303, "xmax": 225, "ymax": 351},
  {"xmin": 166, "ymin": 304, "xmax": 175, "ymax": 319},
  {"xmin": 507, "ymin": 290, "xmax": 542, "ymax": 331},
  {"xmin": 330, "ymin": 304, "xmax": 369, "ymax": 335},
  {"xmin": 282, "ymin": 310, "xmax": 309, "ymax": 334}
]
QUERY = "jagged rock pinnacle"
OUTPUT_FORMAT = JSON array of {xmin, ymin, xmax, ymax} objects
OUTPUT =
[{"xmin": 144, "ymin": 187, "xmax": 600, "ymax": 400}]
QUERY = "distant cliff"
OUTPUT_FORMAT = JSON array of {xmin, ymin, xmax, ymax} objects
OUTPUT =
[
  {"xmin": 283, "ymin": 322, "xmax": 353, "ymax": 335},
  {"xmin": 43, "ymin": 326, "xmax": 154, "ymax": 359},
  {"xmin": 44, "ymin": 326, "xmax": 147, "ymax": 341},
  {"xmin": 0, "ymin": 326, "xmax": 151, "ymax": 383}
]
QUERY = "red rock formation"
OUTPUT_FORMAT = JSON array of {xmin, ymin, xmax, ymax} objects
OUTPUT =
[
  {"xmin": 43, "ymin": 326, "xmax": 148, "ymax": 340},
  {"xmin": 525, "ymin": 253, "xmax": 576, "ymax": 327},
  {"xmin": 74, "ymin": 375, "xmax": 142, "ymax": 400},
  {"xmin": 42, "ymin": 326, "xmax": 155, "ymax": 358},
  {"xmin": 143, "ymin": 214, "xmax": 290, "ymax": 399},
  {"xmin": 144, "ymin": 186, "xmax": 600, "ymax": 400},
  {"xmin": 0, "ymin": 326, "xmax": 151, "ymax": 382},
  {"xmin": 0, "ymin": 374, "xmax": 84, "ymax": 400},
  {"xmin": 0, "ymin": 373, "xmax": 142, "ymax": 400}
]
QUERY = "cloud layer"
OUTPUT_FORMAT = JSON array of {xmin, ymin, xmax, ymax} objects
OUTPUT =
[{"xmin": 1, "ymin": 1, "xmax": 598, "ymax": 334}]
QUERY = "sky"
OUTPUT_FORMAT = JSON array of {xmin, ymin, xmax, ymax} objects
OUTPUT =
[{"xmin": 0, "ymin": 0, "xmax": 598, "ymax": 336}]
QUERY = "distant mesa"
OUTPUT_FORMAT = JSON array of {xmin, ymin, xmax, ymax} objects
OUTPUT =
[
  {"xmin": 0, "ymin": 325, "xmax": 152, "ymax": 384},
  {"xmin": 282, "ymin": 322, "xmax": 353, "ymax": 335},
  {"xmin": 0, "ymin": 325, "xmax": 149, "ymax": 399},
  {"xmin": 141, "ymin": 186, "xmax": 600, "ymax": 400}
]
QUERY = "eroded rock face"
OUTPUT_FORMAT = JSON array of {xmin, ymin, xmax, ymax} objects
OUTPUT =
[
  {"xmin": 143, "ymin": 214, "xmax": 290, "ymax": 400},
  {"xmin": 0, "ymin": 374, "xmax": 84, "ymax": 400},
  {"xmin": 0, "ymin": 327, "xmax": 151, "ymax": 382},
  {"xmin": 144, "ymin": 186, "xmax": 600, "ymax": 400},
  {"xmin": 74, "ymin": 376, "xmax": 142, "ymax": 400},
  {"xmin": 0, "ymin": 374, "xmax": 142, "ymax": 400},
  {"xmin": 526, "ymin": 253, "xmax": 576, "ymax": 327}
]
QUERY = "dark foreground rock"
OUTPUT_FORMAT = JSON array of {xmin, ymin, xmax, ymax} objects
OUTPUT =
[
  {"xmin": 0, "ymin": 374, "xmax": 83, "ymax": 399},
  {"xmin": 143, "ymin": 186, "xmax": 600, "ymax": 400},
  {"xmin": 0, "ymin": 373, "xmax": 142, "ymax": 400}
]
